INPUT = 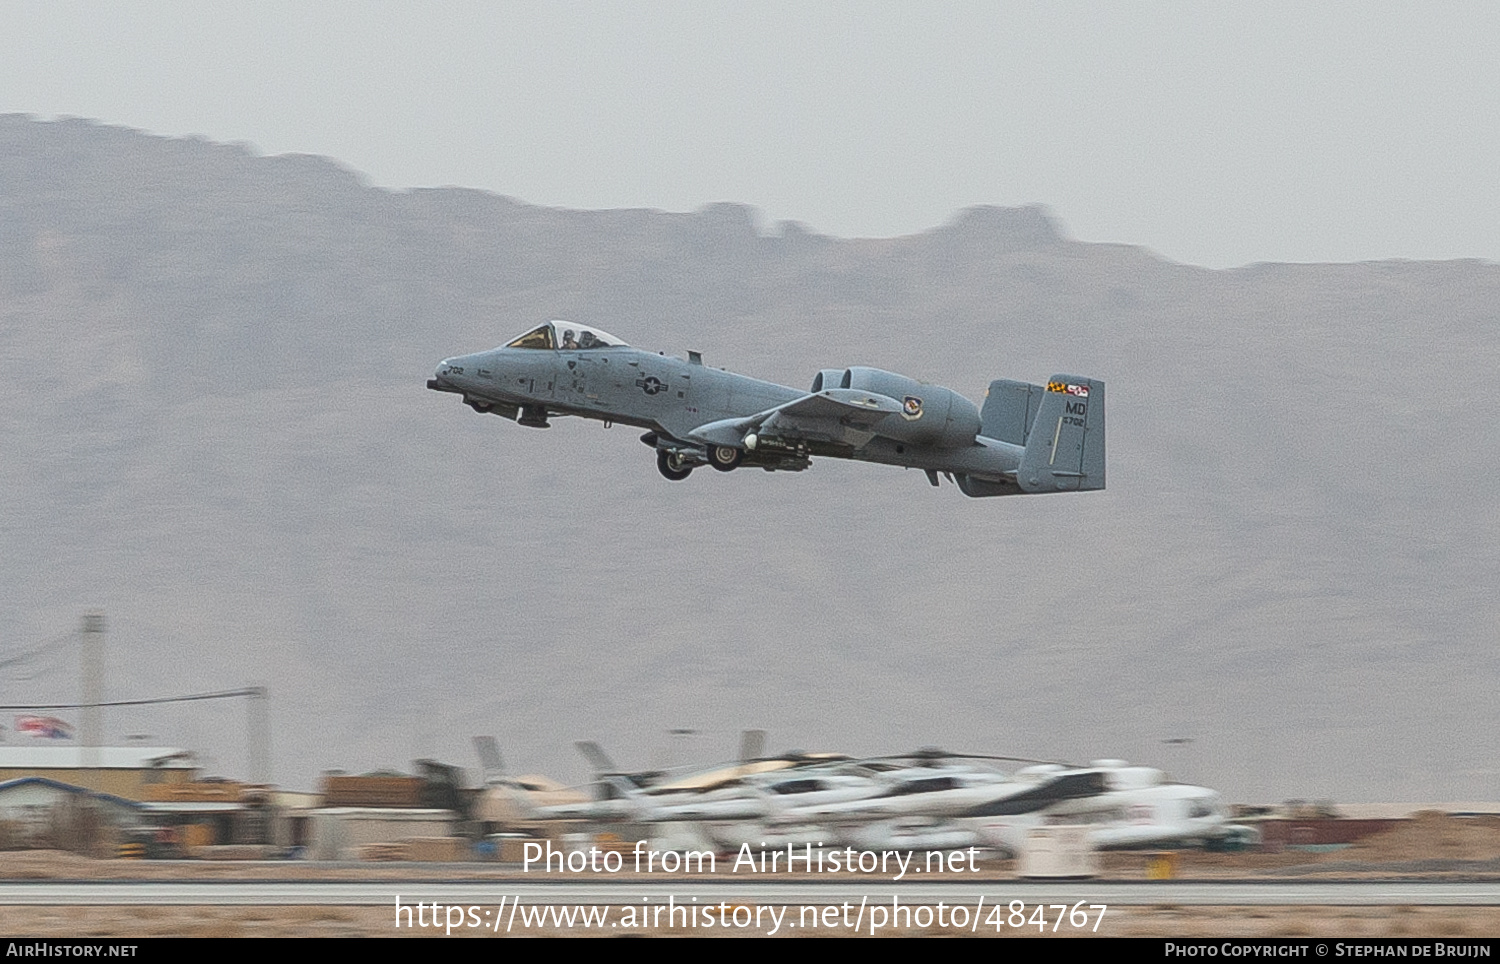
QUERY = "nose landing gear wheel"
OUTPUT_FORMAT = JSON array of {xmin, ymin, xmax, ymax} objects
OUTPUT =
[
  {"xmin": 708, "ymin": 445, "xmax": 743, "ymax": 472},
  {"xmin": 656, "ymin": 449, "xmax": 694, "ymax": 481}
]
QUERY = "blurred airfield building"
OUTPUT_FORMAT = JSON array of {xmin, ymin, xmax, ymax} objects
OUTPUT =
[
  {"xmin": 0, "ymin": 736, "xmax": 1494, "ymax": 863},
  {"xmin": 0, "ymin": 745, "xmax": 196, "ymax": 798},
  {"xmin": 0, "ymin": 745, "xmax": 298, "ymax": 856},
  {"xmin": 0, "ymin": 617, "xmax": 1492, "ymax": 864},
  {"xmin": 0, "ymin": 742, "xmax": 557, "ymax": 859}
]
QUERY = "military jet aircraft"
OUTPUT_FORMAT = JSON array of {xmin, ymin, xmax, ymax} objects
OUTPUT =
[
  {"xmin": 428, "ymin": 321, "xmax": 1104, "ymax": 496},
  {"xmin": 690, "ymin": 759, "xmax": 1251, "ymax": 855},
  {"xmin": 531, "ymin": 751, "xmax": 1253, "ymax": 856},
  {"xmin": 952, "ymin": 760, "xmax": 1258, "ymax": 854},
  {"xmin": 470, "ymin": 736, "xmax": 589, "ymax": 832},
  {"xmin": 527, "ymin": 738, "xmax": 852, "ymax": 823}
]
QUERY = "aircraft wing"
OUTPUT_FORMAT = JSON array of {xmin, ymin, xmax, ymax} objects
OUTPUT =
[
  {"xmin": 956, "ymin": 770, "xmax": 1109, "ymax": 817},
  {"xmin": 529, "ymin": 798, "xmax": 641, "ymax": 821},
  {"xmin": 642, "ymin": 796, "xmax": 771, "ymax": 823},
  {"xmin": 689, "ymin": 389, "xmax": 903, "ymax": 449},
  {"xmin": 799, "ymin": 771, "xmax": 1109, "ymax": 823}
]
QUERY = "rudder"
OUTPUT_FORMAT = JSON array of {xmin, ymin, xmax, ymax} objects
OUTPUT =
[{"xmin": 1016, "ymin": 375, "xmax": 1105, "ymax": 493}]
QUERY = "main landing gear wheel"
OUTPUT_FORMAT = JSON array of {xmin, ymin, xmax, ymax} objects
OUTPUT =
[
  {"xmin": 708, "ymin": 445, "xmax": 744, "ymax": 472},
  {"xmin": 656, "ymin": 449, "xmax": 694, "ymax": 481}
]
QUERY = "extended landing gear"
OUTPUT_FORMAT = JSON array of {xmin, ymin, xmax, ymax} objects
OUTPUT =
[
  {"xmin": 656, "ymin": 449, "xmax": 694, "ymax": 481},
  {"xmin": 708, "ymin": 445, "xmax": 743, "ymax": 472},
  {"xmin": 517, "ymin": 405, "xmax": 550, "ymax": 428}
]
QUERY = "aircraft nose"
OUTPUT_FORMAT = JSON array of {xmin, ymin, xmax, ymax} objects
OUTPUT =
[{"xmin": 427, "ymin": 357, "xmax": 463, "ymax": 393}]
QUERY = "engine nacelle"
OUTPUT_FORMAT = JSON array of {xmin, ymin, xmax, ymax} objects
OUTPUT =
[
  {"xmin": 810, "ymin": 369, "xmax": 847, "ymax": 393},
  {"xmin": 839, "ymin": 367, "xmax": 981, "ymax": 448}
]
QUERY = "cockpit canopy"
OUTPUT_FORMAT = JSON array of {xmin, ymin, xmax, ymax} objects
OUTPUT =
[{"xmin": 504, "ymin": 321, "xmax": 627, "ymax": 351}]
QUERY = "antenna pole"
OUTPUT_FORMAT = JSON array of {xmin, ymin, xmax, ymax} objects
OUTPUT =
[
  {"xmin": 80, "ymin": 613, "xmax": 105, "ymax": 788},
  {"xmin": 248, "ymin": 685, "xmax": 270, "ymax": 785}
]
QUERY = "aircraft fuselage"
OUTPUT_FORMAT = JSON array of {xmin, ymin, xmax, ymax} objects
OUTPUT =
[{"xmin": 429, "ymin": 322, "xmax": 1104, "ymax": 494}]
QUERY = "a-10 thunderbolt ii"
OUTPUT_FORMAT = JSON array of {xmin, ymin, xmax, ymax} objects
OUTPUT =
[{"xmin": 428, "ymin": 320, "xmax": 1104, "ymax": 496}]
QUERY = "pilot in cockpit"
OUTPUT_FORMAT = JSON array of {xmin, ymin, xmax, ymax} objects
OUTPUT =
[{"xmin": 561, "ymin": 329, "xmax": 579, "ymax": 350}]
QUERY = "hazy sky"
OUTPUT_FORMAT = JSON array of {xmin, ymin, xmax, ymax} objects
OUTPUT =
[{"xmin": 6, "ymin": 1, "xmax": 1499, "ymax": 268}]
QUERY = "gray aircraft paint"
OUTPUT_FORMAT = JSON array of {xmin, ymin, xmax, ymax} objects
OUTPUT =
[{"xmin": 430, "ymin": 321, "xmax": 1104, "ymax": 497}]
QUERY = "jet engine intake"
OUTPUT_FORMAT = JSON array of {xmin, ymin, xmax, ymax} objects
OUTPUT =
[{"xmin": 810, "ymin": 369, "xmax": 847, "ymax": 393}]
